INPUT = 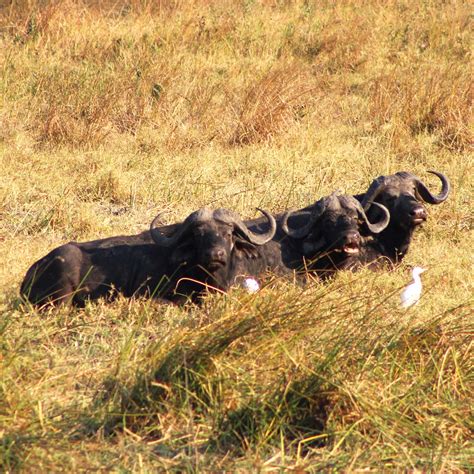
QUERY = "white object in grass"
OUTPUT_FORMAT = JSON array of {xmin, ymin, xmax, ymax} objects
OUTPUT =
[
  {"xmin": 400, "ymin": 267, "xmax": 426, "ymax": 308},
  {"xmin": 242, "ymin": 277, "xmax": 260, "ymax": 293}
]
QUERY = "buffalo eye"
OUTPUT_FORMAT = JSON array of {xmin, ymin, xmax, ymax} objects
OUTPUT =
[{"xmin": 193, "ymin": 226, "xmax": 205, "ymax": 237}]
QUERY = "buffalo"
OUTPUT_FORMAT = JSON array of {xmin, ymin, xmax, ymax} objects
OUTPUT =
[
  {"xmin": 279, "ymin": 192, "xmax": 391, "ymax": 278},
  {"xmin": 354, "ymin": 170, "xmax": 450, "ymax": 267},
  {"xmin": 20, "ymin": 207, "xmax": 276, "ymax": 308},
  {"xmin": 147, "ymin": 207, "xmax": 277, "ymax": 303}
]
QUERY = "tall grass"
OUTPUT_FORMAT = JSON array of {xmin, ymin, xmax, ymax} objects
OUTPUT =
[
  {"xmin": 0, "ymin": 0, "xmax": 472, "ymax": 471},
  {"xmin": 1, "ymin": 0, "xmax": 471, "ymax": 151}
]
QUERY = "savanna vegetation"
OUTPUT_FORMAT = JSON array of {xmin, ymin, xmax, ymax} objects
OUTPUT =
[{"xmin": 0, "ymin": 0, "xmax": 472, "ymax": 471}]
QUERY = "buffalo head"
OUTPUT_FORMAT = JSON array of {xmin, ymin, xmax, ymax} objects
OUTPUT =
[
  {"xmin": 149, "ymin": 207, "xmax": 276, "ymax": 273},
  {"xmin": 360, "ymin": 170, "xmax": 450, "ymax": 229},
  {"xmin": 281, "ymin": 193, "xmax": 390, "ymax": 267}
]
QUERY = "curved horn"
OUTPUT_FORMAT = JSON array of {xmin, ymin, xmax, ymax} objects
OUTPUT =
[
  {"xmin": 214, "ymin": 208, "xmax": 277, "ymax": 245},
  {"xmin": 414, "ymin": 170, "xmax": 450, "ymax": 204},
  {"xmin": 149, "ymin": 213, "xmax": 164, "ymax": 233},
  {"xmin": 360, "ymin": 176, "xmax": 388, "ymax": 211},
  {"xmin": 355, "ymin": 200, "xmax": 390, "ymax": 233},
  {"xmin": 281, "ymin": 199, "xmax": 326, "ymax": 239},
  {"xmin": 149, "ymin": 208, "xmax": 212, "ymax": 247}
]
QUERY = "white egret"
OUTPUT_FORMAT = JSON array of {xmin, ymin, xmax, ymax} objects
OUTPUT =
[
  {"xmin": 242, "ymin": 277, "xmax": 260, "ymax": 293},
  {"xmin": 400, "ymin": 266, "xmax": 426, "ymax": 308}
]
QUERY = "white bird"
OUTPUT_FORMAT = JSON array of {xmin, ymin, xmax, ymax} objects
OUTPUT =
[
  {"xmin": 400, "ymin": 266, "xmax": 426, "ymax": 308},
  {"xmin": 242, "ymin": 277, "xmax": 260, "ymax": 293}
]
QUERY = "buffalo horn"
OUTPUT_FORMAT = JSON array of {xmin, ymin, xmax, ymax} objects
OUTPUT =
[
  {"xmin": 354, "ymin": 200, "xmax": 390, "ymax": 233},
  {"xmin": 415, "ymin": 170, "xmax": 450, "ymax": 204},
  {"xmin": 360, "ymin": 176, "xmax": 388, "ymax": 211},
  {"xmin": 149, "ymin": 208, "xmax": 213, "ymax": 247},
  {"xmin": 281, "ymin": 199, "xmax": 327, "ymax": 239},
  {"xmin": 213, "ymin": 208, "xmax": 277, "ymax": 245},
  {"xmin": 150, "ymin": 207, "xmax": 277, "ymax": 247}
]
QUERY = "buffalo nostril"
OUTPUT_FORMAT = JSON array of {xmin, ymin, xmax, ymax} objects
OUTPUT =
[
  {"xmin": 206, "ymin": 248, "xmax": 225, "ymax": 261},
  {"xmin": 410, "ymin": 207, "xmax": 426, "ymax": 218},
  {"xmin": 345, "ymin": 232, "xmax": 360, "ymax": 243}
]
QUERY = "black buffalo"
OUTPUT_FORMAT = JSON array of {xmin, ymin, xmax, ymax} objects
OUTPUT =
[
  {"xmin": 279, "ymin": 192, "xmax": 390, "ymax": 277},
  {"xmin": 20, "ymin": 207, "xmax": 276, "ymax": 308},
  {"xmin": 236, "ymin": 193, "xmax": 390, "ymax": 281},
  {"xmin": 147, "ymin": 207, "xmax": 277, "ymax": 302},
  {"xmin": 355, "ymin": 170, "xmax": 450, "ymax": 267}
]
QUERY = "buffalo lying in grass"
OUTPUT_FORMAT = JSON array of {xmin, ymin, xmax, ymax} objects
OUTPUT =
[
  {"xmin": 148, "ymin": 207, "xmax": 277, "ymax": 303},
  {"xmin": 243, "ymin": 170, "xmax": 449, "ymax": 279},
  {"xmin": 355, "ymin": 170, "xmax": 450, "ymax": 267},
  {"xmin": 240, "ymin": 193, "xmax": 390, "ymax": 279},
  {"xmin": 279, "ymin": 192, "xmax": 391, "ymax": 278},
  {"xmin": 20, "ymin": 207, "xmax": 276, "ymax": 308}
]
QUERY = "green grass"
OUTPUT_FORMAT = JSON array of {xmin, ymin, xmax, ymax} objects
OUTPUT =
[{"xmin": 0, "ymin": 0, "xmax": 473, "ymax": 471}]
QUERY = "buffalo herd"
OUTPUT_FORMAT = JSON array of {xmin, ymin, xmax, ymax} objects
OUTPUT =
[{"xmin": 20, "ymin": 170, "xmax": 450, "ymax": 308}]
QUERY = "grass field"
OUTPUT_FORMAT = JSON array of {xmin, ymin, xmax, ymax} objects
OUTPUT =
[{"xmin": 0, "ymin": 0, "xmax": 473, "ymax": 471}]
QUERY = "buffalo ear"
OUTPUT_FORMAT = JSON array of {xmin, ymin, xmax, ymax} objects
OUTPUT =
[
  {"xmin": 169, "ymin": 241, "xmax": 195, "ymax": 265},
  {"xmin": 234, "ymin": 238, "xmax": 259, "ymax": 259}
]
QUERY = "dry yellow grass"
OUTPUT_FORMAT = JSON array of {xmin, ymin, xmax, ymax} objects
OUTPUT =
[{"xmin": 0, "ymin": 0, "xmax": 473, "ymax": 471}]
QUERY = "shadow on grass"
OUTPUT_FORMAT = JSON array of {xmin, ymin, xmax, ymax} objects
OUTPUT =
[
  {"xmin": 212, "ymin": 374, "xmax": 330, "ymax": 455},
  {"xmin": 99, "ymin": 314, "xmax": 261, "ymax": 437}
]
